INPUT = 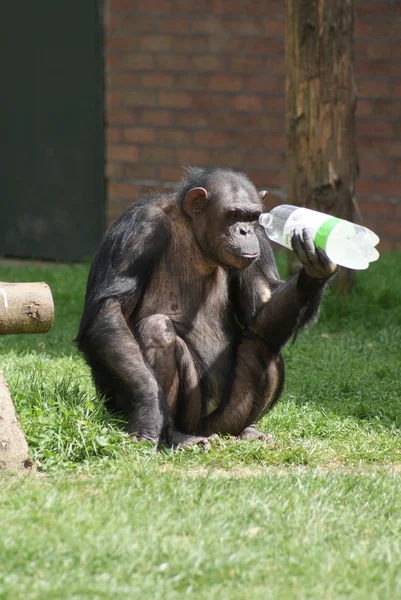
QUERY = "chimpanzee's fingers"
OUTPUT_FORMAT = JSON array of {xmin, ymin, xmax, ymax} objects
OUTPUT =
[
  {"xmin": 290, "ymin": 231, "xmax": 308, "ymax": 264},
  {"xmin": 316, "ymin": 247, "xmax": 337, "ymax": 271},
  {"xmin": 301, "ymin": 228, "xmax": 320, "ymax": 264}
]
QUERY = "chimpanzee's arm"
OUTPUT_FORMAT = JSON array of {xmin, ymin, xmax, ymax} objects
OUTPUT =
[
  {"xmin": 76, "ymin": 203, "xmax": 172, "ymax": 441},
  {"xmin": 232, "ymin": 227, "xmax": 336, "ymax": 354}
]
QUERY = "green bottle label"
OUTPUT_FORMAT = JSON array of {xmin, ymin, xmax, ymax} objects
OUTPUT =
[{"xmin": 314, "ymin": 217, "xmax": 342, "ymax": 251}]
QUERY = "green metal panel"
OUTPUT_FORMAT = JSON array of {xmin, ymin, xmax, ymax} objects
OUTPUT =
[{"xmin": 1, "ymin": 0, "xmax": 105, "ymax": 261}]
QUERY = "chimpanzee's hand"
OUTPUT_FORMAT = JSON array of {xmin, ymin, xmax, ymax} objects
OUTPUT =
[{"xmin": 291, "ymin": 228, "xmax": 337, "ymax": 279}]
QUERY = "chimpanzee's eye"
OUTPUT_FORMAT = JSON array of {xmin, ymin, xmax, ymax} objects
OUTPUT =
[{"xmin": 229, "ymin": 210, "xmax": 239, "ymax": 221}]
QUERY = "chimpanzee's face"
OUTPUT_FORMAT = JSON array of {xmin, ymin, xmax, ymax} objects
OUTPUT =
[{"xmin": 196, "ymin": 178, "xmax": 263, "ymax": 270}]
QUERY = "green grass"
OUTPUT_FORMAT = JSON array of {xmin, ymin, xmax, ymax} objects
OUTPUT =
[{"xmin": 1, "ymin": 254, "xmax": 401, "ymax": 599}]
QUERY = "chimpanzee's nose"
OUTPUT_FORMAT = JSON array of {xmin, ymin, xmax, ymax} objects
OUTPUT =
[{"xmin": 239, "ymin": 224, "xmax": 251, "ymax": 235}]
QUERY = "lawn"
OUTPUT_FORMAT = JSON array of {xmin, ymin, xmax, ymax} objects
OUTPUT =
[{"xmin": 1, "ymin": 254, "xmax": 401, "ymax": 599}]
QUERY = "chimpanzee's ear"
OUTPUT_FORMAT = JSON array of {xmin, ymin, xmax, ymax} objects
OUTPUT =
[
  {"xmin": 259, "ymin": 190, "xmax": 268, "ymax": 201},
  {"xmin": 183, "ymin": 187, "xmax": 208, "ymax": 218}
]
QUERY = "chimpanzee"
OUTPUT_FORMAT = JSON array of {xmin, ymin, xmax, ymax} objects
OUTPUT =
[{"xmin": 76, "ymin": 167, "xmax": 337, "ymax": 448}]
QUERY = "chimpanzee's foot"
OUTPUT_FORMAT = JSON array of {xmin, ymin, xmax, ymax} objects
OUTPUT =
[
  {"xmin": 238, "ymin": 426, "xmax": 275, "ymax": 442},
  {"xmin": 169, "ymin": 431, "xmax": 212, "ymax": 451}
]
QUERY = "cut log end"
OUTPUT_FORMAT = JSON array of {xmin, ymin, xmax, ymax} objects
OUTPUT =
[
  {"xmin": 0, "ymin": 369, "xmax": 34, "ymax": 471},
  {"xmin": 0, "ymin": 282, "xmax": 54, "ymax": 335}
]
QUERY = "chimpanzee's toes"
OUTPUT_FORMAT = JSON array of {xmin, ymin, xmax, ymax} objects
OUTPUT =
[
  {"xmin": 238, "ymin": 426, "xmax": 275, "ymax": 443},
  {"xmin": 168, "ymin": 431, "xmax": 212, "ymax": 452}
]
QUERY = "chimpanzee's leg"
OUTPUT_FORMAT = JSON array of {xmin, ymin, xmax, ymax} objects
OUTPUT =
[
  {"xmin": 200, "ymin": 330, "xmax": 284, "ymax": 439},
  {"xmin": 136, "ymin": 314, "xmax": 210, "ymax": 448}
]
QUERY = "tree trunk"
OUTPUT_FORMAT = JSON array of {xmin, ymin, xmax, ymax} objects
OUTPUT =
[
  {"xmin": 0, "ymin": 369, "xmax": 33, "ymax": 471},
  {"xmin": 285, "ymin": 0, "xmax": 358, "ymax": 294},
  {"xmin": 0, "ymin": 282, "xmax": 54, "ymax": 335}
]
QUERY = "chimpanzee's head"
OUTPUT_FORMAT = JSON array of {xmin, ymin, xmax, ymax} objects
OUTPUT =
[{"xmin": 180, "ymin": 167, "xmax": 265, "ymax": 269}]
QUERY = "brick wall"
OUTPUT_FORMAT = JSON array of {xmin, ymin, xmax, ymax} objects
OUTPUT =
[{"xmin": 104, "ymin": 0, "xmax": 401, "ymax": 249}]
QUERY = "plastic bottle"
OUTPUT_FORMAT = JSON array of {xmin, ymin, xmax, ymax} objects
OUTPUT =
[{"xmin": 259, "ymin": 205, "xmax": 380, "ymax": 270}]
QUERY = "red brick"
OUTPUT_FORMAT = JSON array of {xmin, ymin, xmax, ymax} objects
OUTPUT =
[
  {"xmin": 265, "ymin": 56, "xmax": 285, "ymax": 75},
  {"xmin": 374, "ymin": 100, "xmax": 401, "ymax": 118},
  {"xmin": 225, "ymin": 18, "xmax": 264, "ymax": 36},
  {"xmin": 357, "ymin": 120, "xmax": 394, "ymax": 137},
  {"xmin": 175, "ymin": 111, "xmax": 209, "ymax": 128},
  {"xmin": 374, "ymin": 139, "xmax": 401, "ymax": 157},
  {"xmin": 105, "ymin": 14, "xmax": 121, "ymax": 32},
  {"xmin": 138, "ymin": 0, "xmax": 171, "ymax": 12},
  {"xmin": 229, "ymin": 56, "xmax": 264, "ymax": 74},
  {"xmin": 121, "ymin": 90, "xmax": 157, "ymax": 107},
  {"xmin": 124, "ymin": 164, "xmax": 157, "ymax": 179},
  {"xmin": 394, "ymin": 82, "xmax": 401, "ymax": 97},
  {"xmin": 355, "ymin": 40, "xmax": 392, "ymax": 59},
  {"xmin": 194, "ymin": 131, "xmax": 228, "ymax": 148},
  {"xmin": 109, "ymin": 182, "xmax": 139, "ymax": 199},
  {"xmin": 245, "ymin": 75, "xmax": 279, "ymax": 94},
  {"xmin": 177, "ymin": 148, "xmax": 210, "ymax": 165},
  {"xmin": 106, "ymin": 163, "xmax": 124, "ymax": 178},
  {"xmin": 373, "ymin": 22, "xmax": 401, "ymax": 38},
  {"xmin": 139, "ymin": 73, "xmax": 174, "ymax": 88},
  {"xmin": 394, "ymin": 42, "xmax": 401, "ymax": 58},
  {"xmin": 247, "ymin": 113, "xmax": 285, "ymax": 133},
  {"xmin": 111, "ymin": 0, "xmax": 137, "ymax": 11},
  {"xmin": 209, "ymin": 112, "xmax": 249, "ymax": 130},
  {"xmin": 106, "ymin": 34, "xmax": 138, "ymax": 51},
  {"xmin": 356, "ymin": 179, "xmax": 375, "ymax": 195},
  {"xmin": 107, "ymin": 145, "xmax": 139, "ymax": 162},
  {"xmin": 122, "ymin": 53, "xmax": 155, "ymax": 70},
  {"xmin": 107, "ymin": 91, "xmax": 121, "ymax": 106},
  {"xmin": 210, "ymin": 149, "xmax": 247, "ymax": 168},
  {"xmin": 158, "ymin": 91, "xmax": 192, "ymax": 108},
  {"xmin": 106, "ymin": 108, "xmax": 139, "ymax": 124},
  {"xmin": 158, "ymin": 17, "xmax": 190, "ymax": 33},
  {"xmin": 379, "ymin": 220, "xmax": 401, "ymax": 238},
  {"xmin": 357, "ymin": 79, "xmax": 391, "ymax": 98},
  {"xmin": 160, "ymin": 166, "xmax": 185, "ymax": 181},
  {"xmin": 140, "ymin": 147, "xmax": 176, "ymax": 164},
  {"xmin": 263, "ymin": 19, "xmax": 285, "ymax": 36},
  {"xmin": 373, "ymin": 60, "xmax": 401, "ymax": 77},
  {"xmin": 357, "ymin": 99, "xmax": 375, "ymax": 117},
  {"xmin": 231, "ymin": 95, "xmax": 262, "ymax": 112},
  {"xmin": 140, "ymin": 35, "xmax": 173, "ymax": 52},
  {"xmin": 263, "ymin": 96, "xmax": 285, "ymax": 114},
  {"xmin": 122, "ymin": 15, "xmax": 155, "ymax": 32},
  {"xmin": 208, "ymin": 74, "xmax": 243, "ymax": 92},
  {"xmin": 395, "ymin": 201, "xmax": 401, "ymax": 218},
  {"xmin": 174, "ymin": 73, "xmax": 209, "ymax": 90},
  {"xmin": 158, "ymin": 129, "xmax": 192, "ymax": 145},
  {"xmin": 208, "ymin": 38, "xmax": 244, "ymax": 54},
  {"xmin": 358, "ymin": 199, "xmax": 394, "ymax": 218},
  {"xmin": 264, "ymin": 134, "xmax": 286, "ymax": 151},
  {"xmin": 105, "ymin": 53, "xmax": 122, "ymax": 69},
  {"xmin": 123, "ymin": 127, "xmax": 156, "ymax": 144},
  {"xmin": 174, "ymin": 0, "xmax": 207, "ymax": 13},
  {"xmin": 210, "ymin": 0, "xmax": 243, "ymax": 13},
  {"xmin": 173, "ymin": 35, "xmax": 208, "ymax": 53},
  {"xmin": 246, "ymin": 152, "xmax": 284, "ymax": 171},
  {"xmin": 260, "ymin": 172, "xmax": 283, "ymax": 188},
  {"xmin": 108, "ymin": 71, "xmax": 136, "ymax": 87},
  {"xmin": 157, "ymin": 54, "xmax": 192, "ymax": 70},
  {"xmin": 356, "ymin": 2, "xmax": 393, "ymax": 19},
  {"xmin": 227, "ymin": 131, "xmax": 265, "ymax": 150},
  {"xmin": 106, "ymin": 127, "xmax": 122, "ymax": 144},
  {"xmin": 192, "ymin": 55, "xmax": 227, "ymax": 72},
  {"xmin": 375, "ymin": 180, "xmax": 401, "ymax": 196},
  {"xmin": 377, "ymin": 238, "xmax": 394, "ymax": 250},
  {"xmin": 245, "ymin": 0, "xmax": 283, "ymax": 17},
  {"xmin": 355, "ymin": 21, "xmax": 371, "ymax": 37},
  {"xmin": 192, "ymin": 93, "xmax": 227, "ymax": 111},
  {"xmin": 192, "ymin": 17, "xmax": 226, "ymax": 35},
  {"xmin": 359, "ymin": 157, "xmax": 394, "ymax": 178},
  {"xmin": 141, "ymin": 109, "xmax": 173, "ymax": 126},
  {"xmin": 245, "ymin": 38, "xmax": 278, "ymax": 55},
  {"xmin": 355, "ymin": 60, "xmax": 374, "ymax": 77}
]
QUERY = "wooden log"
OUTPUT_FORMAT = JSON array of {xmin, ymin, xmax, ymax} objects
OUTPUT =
[
  {"xmin": 285, "ymin": 0, "xmax": 358, "ymax": 294},
  {"xmin": 0, "ymin": 369, "xmax": 33, "ymax": 471},
  {"xmin": 0, "ymin": 282, "xmax": 54, "ymax": 335}
]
